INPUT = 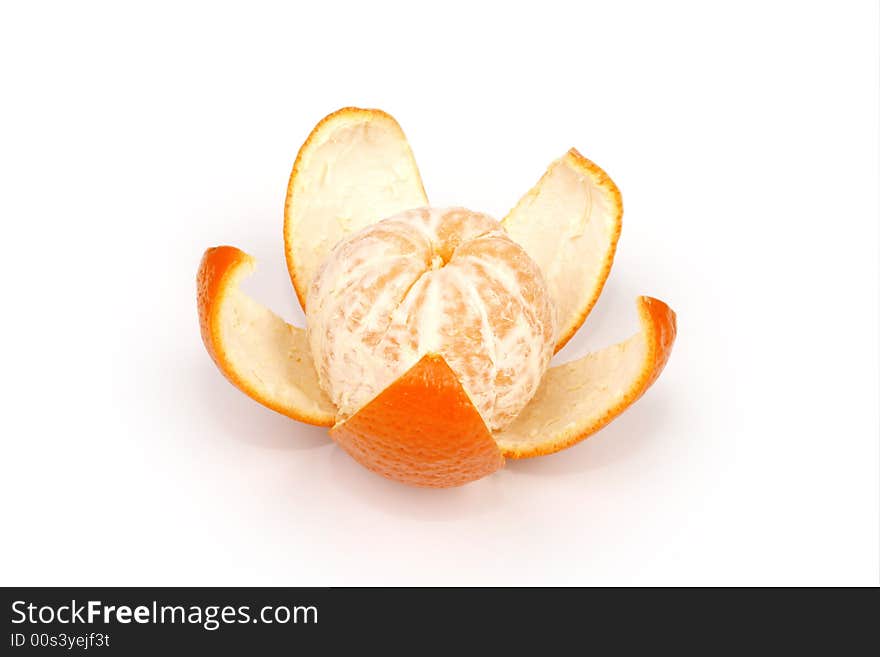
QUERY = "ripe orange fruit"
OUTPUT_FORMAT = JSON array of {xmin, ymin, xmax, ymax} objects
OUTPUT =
[{"xmin": 197, "ymin": 107, "xmax": 678, "ymax": 487}]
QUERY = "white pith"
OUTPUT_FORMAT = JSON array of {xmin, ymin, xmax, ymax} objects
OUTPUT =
[
  {"xmin": 503, "ymin": 150, "xmax": 620, "ymax": 347},
  {"xmin": 285, "ymin": 110, "xmax": 428, "ymax": 306},
  {"xmin": 215, "ymin": 258, "xmax": 336, "ymax": 424},
  {"xmin": 495, "ymin": 326, "xmax": 647, "ymax": 453}
]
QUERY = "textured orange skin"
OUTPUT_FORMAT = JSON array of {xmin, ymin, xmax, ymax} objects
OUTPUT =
[
  {"xmin": 197, "ymin": 246, "xmax": 334, "ymax": 427},
  {"xmin": 198, "ymin": 246, "xmax": 247, "ymax": 361},
  {"xmin": 283, "ymin": 107, "xmax": 428, "ymax": 311},
  {"xmin": 638, "ymin": 296, "xmax": 677, "ymax": 391},
  {"xmin": 501, "ymin": 296, "xmax": 677, "ymax": 459},
  {"xmin": 330, "ymin": 355, "xmax": 505, "ymax": 487}
]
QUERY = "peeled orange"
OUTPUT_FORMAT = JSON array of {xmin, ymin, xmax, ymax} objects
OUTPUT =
[
  {"xmin": 307, "ymin": 206, "xmax": 556, "ymax": 432},
  {"xmin": 197, "ymin": 107, "xmax": 677, "ymax": 487}
]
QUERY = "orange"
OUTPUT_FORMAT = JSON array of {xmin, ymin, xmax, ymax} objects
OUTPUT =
[{"xmin": 196, "ymin": 107, "xmax": 678, "ymax": 487}]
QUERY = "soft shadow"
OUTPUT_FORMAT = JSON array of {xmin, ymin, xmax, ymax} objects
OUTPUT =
[
  {"xmin": 323, "ymin": 444, "xmax": 508, "ymax": 521},
  {"xmin": 554, "ymin": 273, "xmax": 641, "ymax": 363},
  {"xmin": 186, "ymin": 223, "xmax": 321, "ymax": 450},
  {"xmin": 237, "ymin": 226, "xmax": 306, "ymax": 327},
  {"xmin": 190, "ymin": 353, "xmax": 329, "ymax": 452},
  {"xmin": 504, "ymin": 393, "xmax": 676, "ymax": 478}
]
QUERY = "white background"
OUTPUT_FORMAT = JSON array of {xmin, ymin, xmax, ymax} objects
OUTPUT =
[{"xmin": 1, "ymin": 1, "xmax": 877, "ymax": 586}]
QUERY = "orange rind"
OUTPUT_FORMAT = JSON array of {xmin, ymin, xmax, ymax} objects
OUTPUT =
[
  {"xmin": 197, "ymin": 107, "xmax": 677, "ymax": 488},
  {"xmin": 197, "ymin": 246, "xmax": 335, "ymax": 426},
  {"xmin": 330, "ymin": 355, "xmax": 504, "ymax": 488},
  {"xmin": 503, "ymin": 149, "xmax": 622, "ymax": 352},
  {"xmin": 495, "ymin": 296, "xmax": 676, "ymax": 458},
  {"xmin": 284, "ymin": 107, "xmax": 428, "ymax": 310}
]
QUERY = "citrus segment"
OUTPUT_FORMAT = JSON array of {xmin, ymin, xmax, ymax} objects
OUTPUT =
[
  {"xmin": 284, "ymin": 107, "xmax": 428, "ymax": 310},
  {"xmin": 494, "ymin": 296, "xmax": 676, "ymax": 458},
  {"xmin": 197, "ymin": 246, "xmax": 336, "ymax": 426},
  {"xmin": 503, "ymin": 149, "xmax": 622, "ymax": 351},
  {"xmin": 329, "ymin": 354, "xmax": 505, "ymax": 487}
]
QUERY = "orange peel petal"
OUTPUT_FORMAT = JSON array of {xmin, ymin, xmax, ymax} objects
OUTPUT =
[
  {"xmin": 330, "ymin": 354, "xmax": 505, "ymax": 487},
  {"xmin": 503, "ymin": 149, "xmax": 622, "ymax": 351},
  {"xmin": 197, "ymin": 246, "xmax": 336, "ymax": 426},
  {"xmin": 495, "ymin": 296, "xmax": 676, "ymax": 458},
  {"xmin": 284, "ymin": 107, "xmax": 428, "ymax": 310}
]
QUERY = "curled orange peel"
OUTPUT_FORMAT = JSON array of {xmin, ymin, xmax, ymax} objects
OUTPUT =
[
  {"xmin": 284, "ymin": 107, "xmax": 428, "ymax": 311},
  {"xmin": 197, "ymin": 246, "xmax": 335, "ymax": 427},
  {"xmin": 495, "ymin": 296, "xmax": 676, "ymax": 459},
  {"xmin": 503, "ymin": 148, "xmax": 622, "ymax": 352}
]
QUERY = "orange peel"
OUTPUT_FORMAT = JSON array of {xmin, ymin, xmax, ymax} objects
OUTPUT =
[
  {"xmin": 503, "ymin": 149, "xmax": 622, "ymax": 351},
  {"xmin": 330, "ymin": 355, "xmax": 504, "ymax": 488},
  {"xmin": 197, "ymin": 246, "xmax": 335, "ymax": 426},
  {"xmin": 284, "ymin": 107, "xmax": 428, "ymax": 310},
  {"xmin": 495, "ymin": 296, "xmax": 676, "ymax": 458},
  {"xmin": 197, "ymin": 107, "xmax": 678, "ymax": 488}
]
